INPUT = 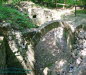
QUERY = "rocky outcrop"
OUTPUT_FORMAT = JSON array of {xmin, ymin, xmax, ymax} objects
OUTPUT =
[
  {"xmin": 0, "ymin": 18, "xmax": 86, "ymax": 75},
  {"xmin": 0, "ymin": 20, "xmax": 70, "ymax": 75},
  {"xmin": 34, "ymin": 24, "xmax": 86, "ymax": 75},
  {"xmin": 0, "ymin": 22, "xmax": 35, "ymax": 75},
  {"xmin": 34, "ymin": 22, "xmax": 74, "ymax": 75},
  {"xmin": 18, "ymin": 1, "xmax": 74, "ymax": 26},
  {"xmin": 0, "ymin": 1, "xmax": 86, "ymax": 75}
]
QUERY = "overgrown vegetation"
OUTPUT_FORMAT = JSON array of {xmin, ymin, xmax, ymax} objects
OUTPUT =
[
  {"xmin": 0, "ymin": 5, "xmax": 37, "ymax": 29},
  {"xmin": 76, "ymin": 9, "xmax": 86, "ymax": 14},
  {"xmin": 31, "ymin": 0, "xmax": 86, "ymax": 8},
  {"xmin": 1, "ymin": 0, "xmax": 86, "ymax": 8}
]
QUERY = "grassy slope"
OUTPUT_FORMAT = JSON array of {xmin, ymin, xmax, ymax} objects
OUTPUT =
[{"xmin": 0, "ymin": 5, "xmax": 37, "ymax": 29}]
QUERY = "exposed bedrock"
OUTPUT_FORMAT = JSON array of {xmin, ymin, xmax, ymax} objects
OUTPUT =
[{"xmin": 0, "ymin": 20, "xmax": 86, "ymax": 75}]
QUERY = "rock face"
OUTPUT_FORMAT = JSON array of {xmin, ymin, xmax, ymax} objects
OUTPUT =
[
  {"xmin": 6, "ymin": 29, "xmax": 36, "ymax": 75},
  {"xmin": 0, "ymin": 20, "xmax": 86, "ymax": 75},
  {"xmin": 0, "ymin": 5, "xmax": 86, "ymax": 75},
  {"xmin": 35, "ymin": 23, "xmax": 74, "ymax": 75},
  {"xmin": 19, "ymin": 1, "xmax": 73, "ymax": 26},
  {"xmin": 34, "ymin": 24, "xmax": 86, "ymax": 75},
  {"xmin": 71, "ymin": 28, "xmax": 86, "ymax": 75},
  {"xmin": 0, "ymin": 22, "xmax": 35, "ymax": 75}
]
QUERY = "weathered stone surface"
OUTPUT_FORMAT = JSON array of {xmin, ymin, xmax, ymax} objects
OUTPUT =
[
  {"xmin": 34, "ymin": 25, "xmax": 74, "ymax": 75},
  {"xmin": 70, "ymin": 28, "xmax": 86, "ymax": 75},
  {"xmin": 0, "ymin": 9, "xmax": 86, "ymax": 75},
  {"xmin": 19, "ymin": 1, "xmax": 73, "ymax": 26},
  {"xmin": 6, "ymin": 29, "xmax": 35, "ymax": 75}
]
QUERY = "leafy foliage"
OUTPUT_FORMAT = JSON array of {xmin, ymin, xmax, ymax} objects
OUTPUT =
[
  {"xmin": 1, "ymin": 0, "xmax": 86, "ymax": 8},
  {"xmin": 31, "ymin": 0, "xmax": 86, "ymax": 8},
  {"xmin": 81, "ymin": 0, "xmax": 86, "ymax": 5},
  {"xmin": 76, "ymin": 9, "xmax": 86, "ymax": 14},
  {"xmin": 0, "ymin": 5, "xmax": 37, "ymax": 28}
]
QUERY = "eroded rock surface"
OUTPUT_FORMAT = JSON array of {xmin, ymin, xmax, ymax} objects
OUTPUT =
[
  {"xmin": 18, "ymin": 1, "xmax": 74, "ymax": 26},
  {"xmin": 35, "ymin": 25, "xmax": 74, "ymax": 75},
  {"xmin": 0, "ymin": 16, "xmax": 86, "ymax": 75}
]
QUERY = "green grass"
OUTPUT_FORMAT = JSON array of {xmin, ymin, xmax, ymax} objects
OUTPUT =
[
  {"xmin": 0, "ymin": 5, "xmax": 37, "ymax": 29},
  {"xmin": 76, "ymin": 9, "xmax": 86, "ymax": 14}
]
